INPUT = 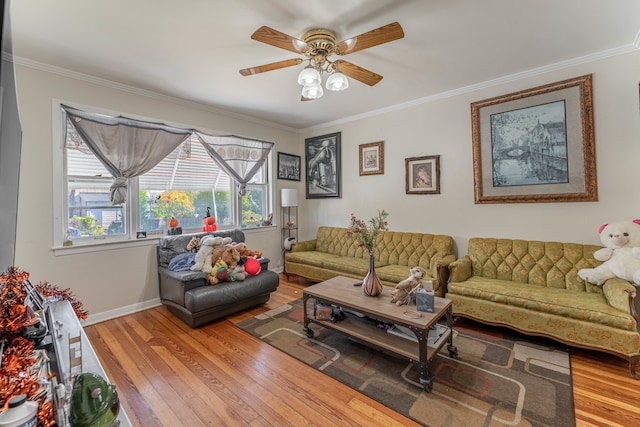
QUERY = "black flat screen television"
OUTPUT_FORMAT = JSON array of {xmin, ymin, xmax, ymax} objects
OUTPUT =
[{"xmin": 0, "ymin": 0, "xmax": 23, "ymax": 271}]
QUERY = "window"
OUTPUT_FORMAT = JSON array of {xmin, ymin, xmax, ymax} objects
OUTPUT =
[{"xmin": 61, "ymin": 107, "xmax": 272, "ymax": 246}]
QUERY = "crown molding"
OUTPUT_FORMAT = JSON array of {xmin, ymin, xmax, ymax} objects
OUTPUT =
[
  {"xmin": 13, "ymin": 41, "xmax": 639, "ymax": 136},
  {"xmin": 302, "ymin": 42, "xmax": 640, "ymax": 133},
  {"xmin": 13, "ymin": 56, "xmax": 299, "ymax": 133}
]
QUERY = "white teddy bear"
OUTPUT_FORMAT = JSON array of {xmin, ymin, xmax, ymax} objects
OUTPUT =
[
  {"xmin": 190, "ymin": 235, "xmax": 232, "ymax": 273},
  {"xmin": 578, "ymin": 219, "xmax": 640, "ymax": 286}
]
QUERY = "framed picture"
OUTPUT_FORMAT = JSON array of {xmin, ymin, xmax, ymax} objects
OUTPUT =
[
  {"xmin": 305, "ymin": 132, "xmax": 341, "ymax": 198},
  {"xmin": 277, "ymin": 152, "xmax": 301, "ymax": 181},
  {"xmin": 359, "ymin": 141, "xmax": 384, "ymax": 176},
  {"xmin": 471, "ymin": 74, "xmax": 596, "ymax": 204},
  {"xmin": 405, "ymin": 155, "xmax": 440, "ymax": 194}
]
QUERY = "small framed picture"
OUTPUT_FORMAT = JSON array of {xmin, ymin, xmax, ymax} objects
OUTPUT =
[
  {"xmin": 405, "ymin": 155, "xmax": 440, "ymax": 194},
  {"xmin": 359, "ymin": 141, "xmax": 384, "ymax": 176},
  {"xmin": 277, "ymin": 152, "xmax": 301, "ymax": 181}
]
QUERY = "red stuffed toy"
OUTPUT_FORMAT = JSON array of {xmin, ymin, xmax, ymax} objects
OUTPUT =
[{"xmin": 244, "ymin": 258, "xmax": 261, "ymax": 276}]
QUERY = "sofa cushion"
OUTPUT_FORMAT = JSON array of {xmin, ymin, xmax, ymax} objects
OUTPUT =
[
  {"xmin": 285, "ymin": 251, "xmax": 341, "ymax": 268},
  {"xmin": 312, "ymin": 226, "xmax": 455, "ymax": 270},
  {"xmin": 184, "ymin": 271, "xmax": 277, "ymax": 312},
  {"xmin": 376, "ymin": 232, "xmax": 454, "ymax": 272},
  {"xmin": 448, "ymin": 277, "xmax": 636, "ymax": 331},
  {"xmin": 315, "ymin": 227, "xmax": 366, "ymax": 258},
  {"xmin": 467, "ymin": 238, "xmax": 604, "ymax": 292},
  {"xmin": 321, "ymin": 257, "xmax": 370, "ymax": 277},
  {"xmin": 158, "ymin": 229, "xmax": 245, "ymax": 268},
  {"xmin": 375, "ymin": 265, "xmax": 425, "ymax": 284}
]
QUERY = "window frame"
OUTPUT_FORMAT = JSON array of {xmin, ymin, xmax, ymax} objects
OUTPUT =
[{"xmin": 52, "ymin": 101, "xmax": 273, "ymax": 253}]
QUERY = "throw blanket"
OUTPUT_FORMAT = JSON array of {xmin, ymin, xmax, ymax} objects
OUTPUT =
[{"xmin": 168, "ymin": 253, "xmax": 197, "ymax": 271}]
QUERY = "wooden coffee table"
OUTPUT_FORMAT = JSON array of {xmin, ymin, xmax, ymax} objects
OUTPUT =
[{"xmin": 302, "ymin": 275, "xmax": 457, "ymax": 392}]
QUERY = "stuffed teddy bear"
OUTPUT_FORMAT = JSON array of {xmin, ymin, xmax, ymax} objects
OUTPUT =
[
  {"xmin": 240, "ymin": 248, "xmax": 263, "ymax": 259},
  {"xmin": 186, "ymin": 236, "xmax": 201, "ymax": 253},
  {"xmin": 190, "ymin": 236, "xmax": 232, "ymax": 273},
  {"xmin": 208, "ymin": 259, "xmax": 228, "ymax": 285},
  {"xmin": 207, "ymin": 249, "xmax": 246, "ymax": 285},
  {"xmin": 211, "ymin": 242, "xmax": 247, "ymax": 267},
  {"xmin": 233, "ymin": 265, "xmax": 248, "ymax": 281},
  {"xmin": 219, "ymin": 247, "xmax": 241, "ymax": 269},
  {"xmin": 578, "ymin": 219, "xmax": 640, "ymax": 286},
  {"xmin": 390, "ymin": 266, "xmax": 427, "ymax": 306}
]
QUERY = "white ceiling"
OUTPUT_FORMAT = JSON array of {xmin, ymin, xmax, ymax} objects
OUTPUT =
[{"xmin": 10, "ymin": 0, "xmax": 640, "ymax": 130}]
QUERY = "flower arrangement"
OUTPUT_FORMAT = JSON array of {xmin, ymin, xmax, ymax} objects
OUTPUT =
[{"xmin": 348, "ymin": 210, "xmax": 389, "ymax": 255}]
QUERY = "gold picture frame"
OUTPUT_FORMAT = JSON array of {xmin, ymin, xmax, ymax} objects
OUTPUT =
[
  {"xmin": 471, "ymin": 74, "xmax": 596, "ymax": 204},
  {"xmin": 405, "ymin": 155, "xmax": 440, "ymax": 194},
  {"xmin": 359, "ymin": 141, "xmax": 384, "ymax": 176}
]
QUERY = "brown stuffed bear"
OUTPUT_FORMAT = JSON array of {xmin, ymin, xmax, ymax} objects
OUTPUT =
[
  {"xmin": 207, "ymin": 247, "xmax": 241, "ymax": 285},
  {"xmin": 211, "ymin": 242, "xmax": 246, "ymax": 266},
  {"xmin": 241, "ymin": 248, "xmax": 263, "ymax": 259}
]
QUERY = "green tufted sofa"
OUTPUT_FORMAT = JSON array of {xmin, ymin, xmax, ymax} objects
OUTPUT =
[
  {"xmin": 284, "ymin": 226, "xmax": 456, "ymax": 296},
  {"xmin": 445, "ymin": 237, "xmax": 640, "ymax": 378}
]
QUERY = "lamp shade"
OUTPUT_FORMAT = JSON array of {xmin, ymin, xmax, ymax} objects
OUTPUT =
[
  {"xmin": 301, "ymin": 83, "xmax": 323, "ymax": 99},
  {"xmin": 281, "ymin": 188, "xmax": 298, "ymax": 207},
  {"xmin": 326, "ymin": 72, "xmax": 349, "ymax": 91},
  {"xmin": 297, "ymin": 66, "xmax": 321, "ymax": 86}
]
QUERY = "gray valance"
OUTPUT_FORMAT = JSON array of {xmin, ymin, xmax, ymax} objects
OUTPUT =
[
  {"xmin": 63, "ymin": 105, "xmax": 192, "ymax": 204},
  {"xmin": 196, "ymin": 132, "xmax": 274, "ymax": 196}
]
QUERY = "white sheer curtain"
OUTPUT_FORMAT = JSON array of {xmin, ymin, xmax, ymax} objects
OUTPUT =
[
  {"xmin": 196, "ymin": 132, "xmax": 274, "ymax": 195},
  {"xmin": 63, "ymin": 105, "xmax": 192, "ymax": 204}
]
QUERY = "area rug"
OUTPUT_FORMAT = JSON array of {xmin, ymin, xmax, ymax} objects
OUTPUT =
[{"xmin": 236, "ymin": 299, "xmax": 575, "ymax": 427}]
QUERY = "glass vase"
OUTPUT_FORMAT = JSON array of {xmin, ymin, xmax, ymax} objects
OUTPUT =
[{"xmin": 362, "ymin": 254, "xmax": 383, "ymax": 297}]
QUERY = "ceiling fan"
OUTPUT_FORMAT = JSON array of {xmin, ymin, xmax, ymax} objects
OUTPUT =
[{"xmin": 239, "ymin": 22, "xmax": 404, "ymax": 100}]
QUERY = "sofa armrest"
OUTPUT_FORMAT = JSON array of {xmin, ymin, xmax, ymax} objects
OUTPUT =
[
  {"xmin": 602, "ymin": 278, "xmax": 637, "ymax": 315},
  {"xmin": 448, "ymin": 256, "xmax": 472, "ymax": 283},
  {"xmin": 291, "ymin": 239, "xmax": 317, "ymax": 252},
  {"xmin": 434, "ymin": 254, "xmax": 456, "ymax": 295}
]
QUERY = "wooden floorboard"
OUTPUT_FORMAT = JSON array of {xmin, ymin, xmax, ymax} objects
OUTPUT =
[{"xmin": 84, "ymin": 274, "xmax": 639, "ymax": 427}]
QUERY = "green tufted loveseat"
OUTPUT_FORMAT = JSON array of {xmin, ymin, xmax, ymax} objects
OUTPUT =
[
  {"xmin": 284, "ymin": 226, "xmax": 456, "ymax": 296},
  {"xmin": 445, "ymin": 237, "xmax": 640, "ymax": 378}
]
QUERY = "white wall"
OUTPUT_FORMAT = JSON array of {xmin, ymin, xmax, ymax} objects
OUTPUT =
[
  {"xmin": 13, "ymin": 65, "xmax": 299, "ymax": 321},
  {"xmin": 12, "ymin": 50, "xmax": 640, "ymax": 322},
  {"xmin": 298, "ymin": 51, "xmax": 640, "ymax": 256}
]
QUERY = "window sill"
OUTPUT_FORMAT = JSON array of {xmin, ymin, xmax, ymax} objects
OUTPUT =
[
  {"xmin": 52, "ymin": 225, "xmax": 277, "ymax": 256},
  {"xmin": 241, "ymin": 224, "xmax": 277, "ymax": 234},
  {"xmin": 52, "ymin": 236, "xmax": 160, "ymax": 256}
]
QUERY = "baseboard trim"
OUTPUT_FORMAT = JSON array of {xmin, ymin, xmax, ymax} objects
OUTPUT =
[{"xmin": 83, "ymin": 298, "xmax": 162, "ymax": 326}]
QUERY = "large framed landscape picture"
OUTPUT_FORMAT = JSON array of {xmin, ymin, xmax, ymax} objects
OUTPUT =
[
  {"xmin": 305, "ymin": 132, "xmax": 341, "ymax": 198},
  {"xmin": 471, "ymin": 74, "xmax": 596, "ymax": 204}
]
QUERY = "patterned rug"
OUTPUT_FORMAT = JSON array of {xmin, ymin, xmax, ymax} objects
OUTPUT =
[{"xmin": 236, "ymin": 299, "xmax": 575, "ymax": 427}]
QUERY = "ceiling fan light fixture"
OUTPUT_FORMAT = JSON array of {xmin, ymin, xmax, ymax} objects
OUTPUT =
[
  {"xmin": 297, "ymin": 65, "xmax": 321, "ymax": 86},
  {"xmin": 325, "ymin": 72, "xmax": 349, "ymax": 91},
  {"xmin": 301, "ymin": 83, "xmax": 323, "ymax": 99}
]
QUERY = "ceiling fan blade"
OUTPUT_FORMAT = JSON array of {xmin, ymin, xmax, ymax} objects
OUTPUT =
[
  {"xmin": 335, "ymin": 22, "xmax": 404, "ymax": 55},
  {"xmin": 334, "ymin": 60, "xmax": 383, "ymax": 86},
  {"xmin": 251, "ymin": 26, "xmax": 308, "ymax": 54},
  {"xmin": 301, "ymin": 96, "xmax": 315, "ymax": 102},
  {"xmin": 240, "ymin": 58, "xmax": 304, "ymax": 76}
]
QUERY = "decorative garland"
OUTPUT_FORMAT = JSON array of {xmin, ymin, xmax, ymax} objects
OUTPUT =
[
  {"xmin": 0, "ymin": 266, "xmax": 87, "ymax": 426},
  {"xmin": 35, "ymin": 282, "xmax": 88, "ymax": 320}
]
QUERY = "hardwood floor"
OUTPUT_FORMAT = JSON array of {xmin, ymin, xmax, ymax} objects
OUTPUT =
[{"xmin": 84, "ymin": 274, "xmax": 640, "ymax": 427}]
